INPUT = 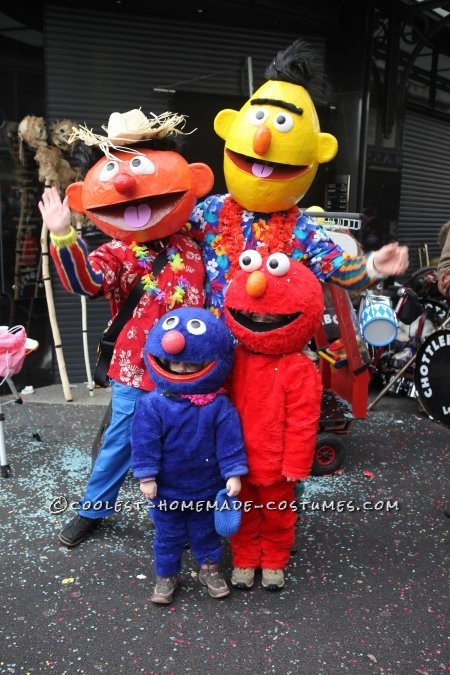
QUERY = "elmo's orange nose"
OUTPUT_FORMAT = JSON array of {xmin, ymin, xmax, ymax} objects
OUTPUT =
[{"xmin": 246, "ymin": 270, "xmax": 267, "ymax": 297}]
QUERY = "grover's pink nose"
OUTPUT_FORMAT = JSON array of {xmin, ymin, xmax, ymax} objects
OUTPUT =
[{"xmin": 161, "ymin": 330, "xmax": 185, "ymax": 354}]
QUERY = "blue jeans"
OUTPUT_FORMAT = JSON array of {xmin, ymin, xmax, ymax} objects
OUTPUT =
[{"xmin": 78, "ymin": 380, "xmax": 145, "ymax": 519}]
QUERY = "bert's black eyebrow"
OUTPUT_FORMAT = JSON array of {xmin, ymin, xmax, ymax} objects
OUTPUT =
[{"xmin": 250, "ymin": 98, "xmax": 303, "ymax": 116}]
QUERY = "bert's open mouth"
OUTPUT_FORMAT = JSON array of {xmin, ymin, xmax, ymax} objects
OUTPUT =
[
  {"xmin": 226, "ymin": 149, "xmax": 310, "ymax": 180},
  {"xmin": 147, "ymin": 354, "xmax": 217, "ymax": 382},
  {"xmin": 227, "ymin": 308, "xmax": 301, "ymax": 332}
]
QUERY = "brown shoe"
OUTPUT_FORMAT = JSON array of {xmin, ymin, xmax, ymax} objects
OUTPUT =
[
  {"xmin": 230, "ymin": 567, "xmax": 255, "ymax": 589},
  {"xmin": 261, "ymin": 568, "xmax": 285, "ymax": 591},
  {"xmin": 151, "ymin": 576, "xmax": 179, "ymax": 604},
  {"xmin": 199, "ymin": 563, "xmax": 230, "ymax": 599}
]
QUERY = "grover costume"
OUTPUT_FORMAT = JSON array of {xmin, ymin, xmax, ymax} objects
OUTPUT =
[
  {"xmin": 131, "ymin": 307, "xmax": 247, "ymax": 603},
  {"xmin": 224, "ymin": 249, "xmax": 324, "ymax": 591}
]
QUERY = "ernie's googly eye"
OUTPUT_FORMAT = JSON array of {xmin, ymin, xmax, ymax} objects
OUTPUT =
[
  {"xmin": 186, "ymin": 319, "xmax": 207, "ymax": 335},
  {"xmin": 129, "ymin": 155, "xmax": 155, "ymax": 175},
  {"xmin": 99, "ymin": 160, "xmax": 120, "ymax": 181},
  {"xmin": 239, "ymin": 250, "xmax": 262, "ymax": 272},
  {"xmin": 266, "ymin": 252, "xmax": 291, "ymax": 276},
  {"xmin": 161, "ymin": 315, "xmax": 180, "ymax": 330}
]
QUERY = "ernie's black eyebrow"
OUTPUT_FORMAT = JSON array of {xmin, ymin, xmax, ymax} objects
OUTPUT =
[{"xmin": 250, "ymin": 98, "xmax": 303, "ymax": 116}]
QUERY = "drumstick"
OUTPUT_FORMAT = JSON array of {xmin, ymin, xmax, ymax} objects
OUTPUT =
[{"xmin": 317, "ymin": 350, "xmax": 348, "ymax": 369}]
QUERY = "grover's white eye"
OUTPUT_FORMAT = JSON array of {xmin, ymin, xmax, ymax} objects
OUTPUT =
[
  {"xmin": 187, "ymin": 319, "xmax": 206, "ymax": 335},
  {"xmin": 99, "ymin": 160, "xmax": 120, "ymax": 181},
  {"xmin": 249, "ymin": 108, "xmax": 269, "ymax": 126},
  {"xmin": 266, "ymin": 252, "xmax": 291, "ymax": 276},
  {"xmin": 161, "ymin": 315, "xmax": 180, "ymax": 330},
  {"xmin": 129, "ymin": 155, "xmax": 155, "ymax": 175},
  {"xmin": 272, "ymin": 112, "xmax": 294, "ymax": 133},
  {"xmin": 239, "ymin": 250, "xmax": 262, "ymax": 272}
]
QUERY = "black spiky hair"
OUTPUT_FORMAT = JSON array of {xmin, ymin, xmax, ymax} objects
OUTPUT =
[{"xmin": 264, "ymin": 38, "xmax": 331, "ymax": 105}]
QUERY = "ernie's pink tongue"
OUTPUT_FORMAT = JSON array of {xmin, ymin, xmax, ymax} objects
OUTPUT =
[
  {"xmin": 252, "ymin": 163, "xmax": 273, "ymax": 178},
  {"xmin": 124, "ymin": 204, "xmax": 151, "ymax": 228}
]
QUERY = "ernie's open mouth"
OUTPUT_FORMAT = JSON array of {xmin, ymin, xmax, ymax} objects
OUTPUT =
[
  {"xmin": 226, "ymin": 149, "xmax": 310, "ymax": 180},
  {"xmin": 85, "ymin": 192, "xmax": 185, "ymax": 229},
  {"xmin": 147, "ymin": 354, "xmax": 217, "ymax": 382},
  {"xmin": 227, "ymin": 308, "xmax": 301, "ymax": 332}
]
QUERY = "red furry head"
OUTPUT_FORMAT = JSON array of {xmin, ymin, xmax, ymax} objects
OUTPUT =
[{"xmin": 224, "ymin": 250, "xmax": 324, "ymax": 355}]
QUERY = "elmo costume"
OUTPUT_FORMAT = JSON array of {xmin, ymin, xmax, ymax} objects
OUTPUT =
[{"xmin": 224, "ymin": 249, "xmax": 324, "ymax": 591}]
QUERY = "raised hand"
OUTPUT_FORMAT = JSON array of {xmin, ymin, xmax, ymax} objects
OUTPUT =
[
  {"xmin": 373, "ymin": 242, "xmax": 409, "ymax": 277},
  {"xmin": 38, "ymin": 186, "xmax": 72, "ymax": 236}
]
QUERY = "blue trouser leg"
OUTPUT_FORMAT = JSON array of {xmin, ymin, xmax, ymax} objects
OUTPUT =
[
  {"xmin": 187, "ymin": 507, "xmax": 222, "ymax": 566},
  {"xmin": 152, "ymin": 508, "xmax": 187, "ymax": 577},
  {"xmin": 151, "ymin": 505, "xmax": 222, "ymax": 577},
  {"xmin": 78, "ymin": 380, "xmax": 145, "ymax": 519}
]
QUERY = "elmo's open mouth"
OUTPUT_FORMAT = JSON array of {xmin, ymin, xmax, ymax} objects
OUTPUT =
[
  {"xmin": 226, "ymin": 149, "xmax": 310, "ymax": 180},
  {"xmin": 227, "ymin": 308, "xmax": 301, "ymax": 332}
]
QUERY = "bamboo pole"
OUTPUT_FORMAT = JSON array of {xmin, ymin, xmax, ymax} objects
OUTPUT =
[
  {"xmin": 40, "ymin": 222, "xmax": 73, "ymax": 402},
  {"xmin": 76, "ymin": 219, "xmax": 94, "ymax": 396}
]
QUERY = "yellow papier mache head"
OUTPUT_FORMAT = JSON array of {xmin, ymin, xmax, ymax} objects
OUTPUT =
[{"xmin": 214, "ymin": 40, "xmax": 338, "ymax": 213}]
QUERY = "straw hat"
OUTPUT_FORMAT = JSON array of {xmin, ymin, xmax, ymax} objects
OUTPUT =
[{"xmin": 68, "ymin": 108, "xmax": 188, "ymax": 158}]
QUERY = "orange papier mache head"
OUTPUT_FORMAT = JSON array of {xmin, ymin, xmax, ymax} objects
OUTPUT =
[{"xmin": 65, "ymin": 109, "xmax": 214, "ymax": 244}]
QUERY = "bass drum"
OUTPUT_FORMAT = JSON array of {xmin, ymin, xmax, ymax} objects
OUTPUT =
[{"xmin": 414, "ymin": 329, "xmax": 450, "ymax": 428}]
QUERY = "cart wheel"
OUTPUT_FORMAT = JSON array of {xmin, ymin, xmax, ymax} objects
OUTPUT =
[{"xmin": 311, "ymin": 433, "xmax": 345, "ymax": 476}]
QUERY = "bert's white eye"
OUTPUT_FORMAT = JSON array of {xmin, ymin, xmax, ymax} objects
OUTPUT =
[
  {"xmin": 186, "ymin": 319, "xmax": 206, "ymax": 335},
  {"xmin": 99, "ymin": 160, "xmax": 120, "ymax": 181},
  {"xmin": 161, "ymin": 315, "xmax": 180, "ymax": 330},
  {"xmin": 249, "ymin": 108, "xmax": 269, "ymax": 126},
  {"xmin": 239, "ymin": 250, "xmax": 262, "ymax": 272},
  {"xmin": 266, "ymin": 252, "xmax": 291, "ymax": 276},
  {"xmin": 272, "ymin": 112, "xmax": 294, "ymax": 133},
  {"xmin": 129, "ymin": 155, "xmax": 155, "ymax": 175}
]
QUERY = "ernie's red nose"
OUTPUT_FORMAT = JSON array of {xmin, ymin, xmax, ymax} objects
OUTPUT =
[
  {"xmin": 161, "ymin": 330, "xmax": 186, "ymax": 354},
  {"xmin": 113, "ymin": 173, "xmax": 136, "ymax": 195}
]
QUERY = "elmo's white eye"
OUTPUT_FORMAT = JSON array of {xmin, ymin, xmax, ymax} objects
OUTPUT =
[
  {"xmin": 239, "ymin": 250, "xmax": 262, "ymax": 272},
  {"xmin": 161, "ymin": 315, "xmax": 180, "ymax": 330},
  {"xmin": 129, "ymin": 155, "xmax": 155, "ymax": 175},
  {"xmin": 187, "ymin": 319, "xmax": 207, "ymax": 335},
  {"xmin": 266, "ymin": 252, "xmax": 291, "ymax": 276},
  {"xmin": 249, "ymin": 108, "xmax": 269, "ymax": 126},
  {"xmin": 99, "ymin": 160, "xmax": 120, "ymax": 181},
  {"xmin": 272, "ymin": 112, "xmax": 294, "ymax": 133}
]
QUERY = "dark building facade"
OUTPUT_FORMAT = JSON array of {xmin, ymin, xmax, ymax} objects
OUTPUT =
[{"xmin": 1, "ymin": 0, "xmax": 450, "ymax": 387}]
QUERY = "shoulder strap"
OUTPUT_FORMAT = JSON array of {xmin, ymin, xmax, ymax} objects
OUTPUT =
[{"xmin": 102, "ymin": 248, "xmax": 167, "ymax": 342}]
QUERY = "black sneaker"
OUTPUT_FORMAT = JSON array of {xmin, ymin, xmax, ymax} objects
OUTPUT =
[{"xmin": 58, "ymin": 515, "xmax": 102, "ymax": 547}]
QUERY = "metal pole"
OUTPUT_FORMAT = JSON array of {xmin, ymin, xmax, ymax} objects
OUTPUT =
[{"xmin": 247, "ymin": 56, "xmax": 254, "ymax": 97}]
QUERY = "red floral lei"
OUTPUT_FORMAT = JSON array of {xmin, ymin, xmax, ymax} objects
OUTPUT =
[{"xmin": 218, "ymin": 196, "xmax": 299, "ymax": 279}]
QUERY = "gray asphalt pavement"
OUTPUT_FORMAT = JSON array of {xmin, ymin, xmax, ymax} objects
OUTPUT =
[{"xmin": 0, "ymin": 383, "xmax": 448, "ymax": 674}]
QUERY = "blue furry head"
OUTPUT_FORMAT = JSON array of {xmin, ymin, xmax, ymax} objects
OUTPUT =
[{"xmin": 144, "ymin": 307, "xmax": 235, "ymax": 394}]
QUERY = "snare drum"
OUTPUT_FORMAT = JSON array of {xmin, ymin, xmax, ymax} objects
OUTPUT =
[{"xmin": 359, "ymin": 294, "xmax": 398, "ymax": 347}]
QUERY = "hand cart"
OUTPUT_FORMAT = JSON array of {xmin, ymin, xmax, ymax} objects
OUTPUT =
[{"xmin": 307, "ymin": 212, "xmax": 372, "ymax": 475}]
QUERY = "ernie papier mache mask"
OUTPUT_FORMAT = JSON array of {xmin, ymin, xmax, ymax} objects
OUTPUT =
[
  {"xmin": 66, "ymin": 109, "xmax": 213, "ymax": 244},
  {"xmin": 223, "ymin": 250, "xmax": 324, "ymax": 591}
]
